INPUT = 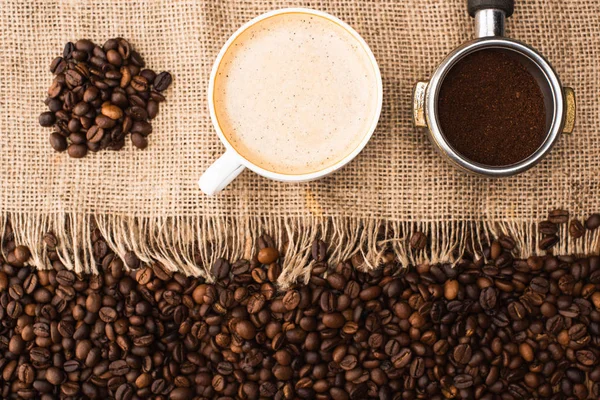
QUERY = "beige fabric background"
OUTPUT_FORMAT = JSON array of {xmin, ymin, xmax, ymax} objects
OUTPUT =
[{"xmin": 1, "ymin": 0, "xmax": 599, "ymax": 282}]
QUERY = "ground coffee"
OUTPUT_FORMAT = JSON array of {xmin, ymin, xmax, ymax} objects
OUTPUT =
[{"xmin": 438, "ymin": 49, "xmax": 547, "ymax": 166}]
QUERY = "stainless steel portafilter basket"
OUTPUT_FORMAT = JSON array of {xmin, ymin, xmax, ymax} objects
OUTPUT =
[{"xmin": 413, "ymin": 0, "xmax": 576, "ymax": 177}]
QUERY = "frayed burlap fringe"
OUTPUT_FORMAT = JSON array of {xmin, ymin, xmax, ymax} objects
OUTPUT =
[{"xmin": 2, "ymin": 213, "xmax": 600, "ymax": 289}]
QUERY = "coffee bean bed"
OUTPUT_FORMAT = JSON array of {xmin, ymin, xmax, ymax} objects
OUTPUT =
[{"xmin": 1, "ymin": 214, "xmax": 600, "ymax": 399}]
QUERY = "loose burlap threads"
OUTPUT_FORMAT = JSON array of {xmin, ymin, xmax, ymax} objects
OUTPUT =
[{"xmin": 1, "ymin": 0, "xmax": 599, "ymax": 287}]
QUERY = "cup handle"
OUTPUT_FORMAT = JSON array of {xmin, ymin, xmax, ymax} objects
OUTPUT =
[{"xmin": 199, "ymin": 150, "xmax": 245, "ymax": 195}]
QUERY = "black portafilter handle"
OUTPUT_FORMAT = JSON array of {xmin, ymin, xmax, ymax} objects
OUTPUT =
[{"xmin": 467, "ymin": 0, "xmax": 514, "ymax": 18}]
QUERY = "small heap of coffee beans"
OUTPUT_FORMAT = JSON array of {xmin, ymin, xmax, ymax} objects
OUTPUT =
[
  {"xmin": 39, "ymin": 38, "xmax": 172, "ymax": 158},
  {"xmin": 3, "ymin": 218, "xmax": 600, "ymax": 399}
]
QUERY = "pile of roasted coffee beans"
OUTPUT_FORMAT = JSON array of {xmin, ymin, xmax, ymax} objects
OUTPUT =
[
  {"xmin": 2, "ymin": 219, "xmax": 600, "ymax": 399},
  {"xmin": 39, "ymin": 38, "xmax": 172, "ymax": 158}
]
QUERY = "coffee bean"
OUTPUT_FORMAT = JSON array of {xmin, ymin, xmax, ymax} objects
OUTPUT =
[
  {"xmin": 519, "ymin": 342, "xmax": 534, "ymax": 362},
  {"xmin": 75, "ymin": 39, "xmax": 94, "ymax": 53},
  {"xmin": 39, "ymin": 112, "xmax": 55, "ymax": 127},
  {"xmin": 67, "ymin": 143, "xmax": 87, "ymax": 158},
  {"xmin": 86, "ymin": 125, "xmax": 104, "ymax": 143},
  {"xmin": 169, "ymin": 387, "xmax": 192, "ymax": 400},
  {"xmin": 508, "ymin": 301, "xmax": 526, "ymax": 320},
  {"xmin": 576, "ymin": 350, "xmax": 597, "ymax": 366},
  {"xmin": 106, "ymin": 49, "xmax": 122, "ymax": 66},
  {"xmin": 46, "ymin": 366, "xmax": 65, "ymax": 385},
  {"xmin": 131, "ymin": 75, "xmax": 149, "ymax": 91},
  {"xmin": 453, "ymin": 344, "xmax": 472, "ymax": 364},
  {"xmin": 67, "ymin": 118, "xmax": 82, "ymax": 133},
  {"xmin": 235, "ymin": 320, "xmax": 256, "ymax": 340},
  {"xmin": 72, "ymin": 101, "xmax": 90, "ymax": 116},
  {"xmin": 530, "ymin": 277, "xmax": 549, "ymax": 293},
  {"xmin": 41, "ymin": 234, "xmax": 58, "ymax": 251},
  {"xmin": 586, "ymin": 214, "xmax": 600, "ymax": 230},
  {"xmin": 454, "ymin": 374, "xmax": 474, "ymax": 389},
  {"xmin": 150, "ymin": 90, "xmax": 166, "ymax": 102},
  {"xmin": 360, "ymin": 285, "xmax": 382, "ymax": 301},
  {"xmin": 444, "ymin": 279, "xmax": 459, "ymax": 300},
  {"xmin": 539, "ymin": 235, "xmax": 559, "ymax": 250},
  {"xmin": 17, "ymin": 363, "xmax": 34, "ymax": 385},
  {"xmin": 247, "ymin": 293, "xmax": 265, "ymax": 314},
  {"xmin": 94, "ymin": 114, "xmax": 116, "ymax": 130},
  {"xmin": 55, "ymin": 270, "xmax": 75, "ymax": 286},
  {"xmin": 9, "ymin": 284, "xmax": 24, "ymax": 299},
  {"xmin": 110, "ymin": 359, "xmax": 130, "ymax": 376},
  {"xmin": 569, "ymin": 219, "xmax": 586, "ymax": 238},
  {"xmin": 490, "ymin": 240, "xmax": 502, "ymax": 259},
  {"xmin": 154, "ymin": 71, "xmax": 172, "ymax": 91},
  {"xmin": 539, "ymin": 220, "xmax": 558, "ymax": 235},
  {"xmin": 116, "ymin": 38, "xmax": 131, "ymax": 59},
  {"xmin": 129, "ymin": 105, "xmax": 148, "ymax": 121},
  {"xmin": 47, "ymin": 80, "xmax": 63, "ymax": 98},
  {"xmin": 211, "ymin": 258, "xmax": 230, "ymax": 280},
  {"xmin": 546, "ymin": 314, "xmax": 564, "ymax": 335},
  {"xmin": 282, "ymin": 290, "xmax": 300, "ymax": 310},
  {"xmin": 101, "ymin": 38, "xmax": 118, "ymax": 52},
  {"xmin": 568, "ymin": 324, "xmax": 587, "ymax": 340},
  {"xmin": 33, "ymin": 322, "xmax": 50, "ymax": 337},
  {"xmin": 99, "ymin": 307, "xmax": 117, "ymax": 322},
  {"xmin": 311, "ymin": 240, "xmax": 327, "ymax": 262},
  {"xmin": 102, "ymin": 103, "xmax": 124, "ymax": 120},
  {"xmin": 70, "ymin": 132, "xmax": 86, "ymax": 145},
  {"xmin": 50, "ymin": 57, "xmax": 66, "ymax": 74},
  {"xmin": 480, "ymin": 287, "xmax": 497, "ymax": 310},
  {"xmin": 267, "ymin": 263, "xmax": 281, "ymax": 283},
  {"xmin": 410, "ymin": 231, "xmax": 427, "ymax": 250},
  {"xmin": 61, "ymin": 41, "xmax": 75, "ymax": 58},
  {"xmin": 115, "ymin": 383, "xmax": 134, "ymax": 400},
  {"xmin": 322, "ymin": 312, "xmax": 345, "ymax": 329},
  {"xmin": 46, "ymin": 98, "xmax": 62, "ymax": 113},
  {"xmin": 65, "ymin": 69, "xmax": 84, "ymax": 87},
  {"xmin": 409, "ymin": 357, "xmax": 425, "ymax": 378},
  {"xmin": 549, "ymin": 209, "xmax": 569, "ymax": 224},
  {"xmin": 131, "ymin": 133, "xmax": 148, "ymax": 149},
  {"xmin": 212, "ymin": 374, "xmax": 225, "ymax": 392},
  {"xmin": 131, "ymin": 121, "xmax": 152, "ymax": 135},
  {"xmin": 119, "ymin": 251, "xmax": 138, "ymax": 269},
  {"xmin": 14, "ymin": 245, "xmax": 31, "ymax": 263},
  {"xmin": 147, "ymin": 100, "xmax": 159, "ymax": 119},
  {"xmin": 128, "ymin": 93, "xmax": 146, "ymax": 108},
  {"xmin": 324, "ymin": 273, "xmax": 344, "ymax": 292},
  {"xmin": 8, "ymin": 335, "xmax": 25, "ymax": 354},
  {"xmin": 257, "ymin": 247, "xmax": 278, "ymax": 264},
  {"xmin": 23, "ymin": 274, "xmax": 37, "ymax": 295},
  {"xmin": 138, "ymin": 69, "xmax": 155, "ymax": 83}
]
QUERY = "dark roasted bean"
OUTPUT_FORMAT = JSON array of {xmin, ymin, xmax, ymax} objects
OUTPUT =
[
  {"xmin": 154, "ymin": 71, "xmax": 172, "ymax": 91},
  {"xmin": 569, "ymin": 219, "xmax": 586, "ymax": 238},
  {"xmin": 410, "ymin": 231, "xmax": 427, "ymax": 250},
  {"xmin": 586, "ymin": 214, "xmax": 600, "ymax": 230}
]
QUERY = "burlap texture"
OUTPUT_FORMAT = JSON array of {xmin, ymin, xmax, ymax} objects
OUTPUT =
[{"xmin": 1, "ymin": 0, "xmax": 599, "ymax": 284}]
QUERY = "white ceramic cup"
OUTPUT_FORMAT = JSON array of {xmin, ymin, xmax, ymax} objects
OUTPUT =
[{"xmin": 199, "ymin": 8, "xmax": 383, "ymax": 196}]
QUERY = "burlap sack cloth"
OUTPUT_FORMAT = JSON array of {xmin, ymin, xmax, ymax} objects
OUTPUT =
[{"xmin": 1, "ymin": 0, "xmax": 599, "ymax": 287}]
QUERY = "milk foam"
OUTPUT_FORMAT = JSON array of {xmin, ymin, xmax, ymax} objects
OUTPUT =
[{"xmin": 213, "ymin": 12, "xmax": 379, "ymax": 175}]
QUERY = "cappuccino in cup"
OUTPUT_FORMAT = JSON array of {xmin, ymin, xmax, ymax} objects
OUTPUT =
[
  {"xmin": 200, "ymin": 8, "xmax": 382, "ymax": 195},
  {"xmin": 212, "ymin": 12, "xmax": 380, "ymax": 175}
]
